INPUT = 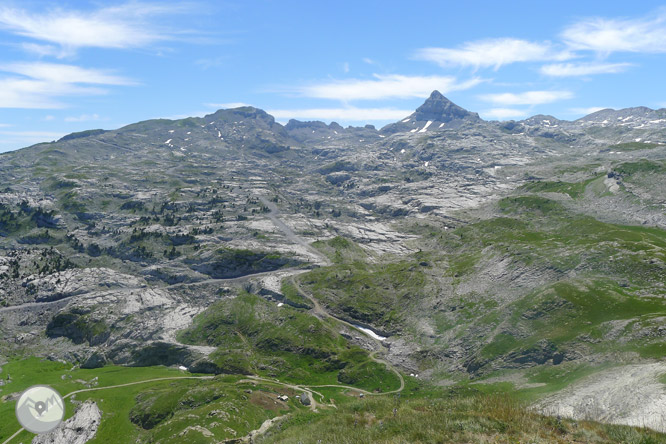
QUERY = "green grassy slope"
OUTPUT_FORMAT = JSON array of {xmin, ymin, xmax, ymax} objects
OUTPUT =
[{"xmin": 177, "ymin": 292, "xmax": 400, "ymax": 392}]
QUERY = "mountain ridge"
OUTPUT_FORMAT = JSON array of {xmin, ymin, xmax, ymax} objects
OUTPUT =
[{"xmin": 21, "ymin": 92, "xmax": 659, "ymax": 150}]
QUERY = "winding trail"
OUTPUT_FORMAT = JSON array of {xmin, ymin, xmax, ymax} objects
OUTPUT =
[
  {"xmin": 2, "ymin": 195, "xmax": 405, "ymax": 444},
  {"xmin": 0, "ymin": 268, "xmax": 303, "ymax": 314},
  {"xmin": 290, "ymin": 276, "xmax": 405, "ymax": 394},
  {"xmin": 61, "ymin": 376, "xmax": 215, "ymax": 400},
  {"xmin": 259, "ymin": 195, "xmax": 405, "ymax": 394},
  {"xmin": 257, "ymin": 196, "xmax": 332, "ymax": 267},
  {"xmin": 1, "ymin": 376, "xmax": 215, "ymax": 444}
]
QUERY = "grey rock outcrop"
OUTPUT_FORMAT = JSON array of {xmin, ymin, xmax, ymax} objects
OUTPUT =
[
  {"xmin": 299, "ymin": 392, "xmax": 311, "ymax": 406},
  {"xmin": 32, "ymin": 401, "xmax": 101, "ymax": 444}
]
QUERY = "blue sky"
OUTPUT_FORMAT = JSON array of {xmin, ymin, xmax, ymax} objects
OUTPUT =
[{"xmin": 0, "ymin": 1, "xmax": 665, "ymax": 152}]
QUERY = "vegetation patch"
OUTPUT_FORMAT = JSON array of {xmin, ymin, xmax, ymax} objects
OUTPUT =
[
  {"xmin": 190, "ymin": 248, "xmax": 300, "ymax": 279},
  {"xmin": 46, "ymin": 308, "xmax": 110, "ymax": 345},
  {"xmin": 519, "ymin": 175, "xmax": 601, "ymax": 198},
  {"xmin": 606, "ymin": 142, "xmax": 659, "ymax": 152},
  {"xmin": 300, "ymin": 260, "xmax": 425, "ymax": 331},
  {"xmin": 257, "ymin": 389, "xmax": 665, "ymax": 444},
  {"xmin": 178, "ymin": 292, "xmax": 399, "ymax": 390}
]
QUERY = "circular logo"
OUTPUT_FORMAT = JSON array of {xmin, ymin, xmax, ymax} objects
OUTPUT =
[{"xmin": 15, "ymin": 385, "xmax": 65, "ymax": 434}]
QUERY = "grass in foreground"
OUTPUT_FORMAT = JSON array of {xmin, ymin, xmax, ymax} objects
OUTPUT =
[{"xmin": 257, "ymin": 391, "xmax": 666, "ymax": 444}]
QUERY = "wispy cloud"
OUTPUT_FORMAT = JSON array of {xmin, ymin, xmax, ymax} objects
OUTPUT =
[
  {"xmin": 0, "ymin": 62, "xmax": 135, "ymax": 108},
  {"xmin": 195, "ymin": 56, "xmax": 227, "ymax": 69},
  {"xmin": 20, "ymin": 42, "xmax": 67, "ymax": 58},
  {"xmin": 569, "ymin": 106, "xmax": 607, "ymax": 115},
  {"xmin": 267, "ymin": 107, "xmax": 413, "ymax": 121},
  {"xmin": 206, "ymin": 102, "xmax": 251, "ymax": 109},
  {"xmin": 562, "ymin": 10, "xmax": 666, "ymax": 53},
  {"xmin": 415, "ymin": 38, "xmax": 572, "ymax": 70},
  {"xmin": 541, "ymin": 62, "xmax": 633, "ymax": 77},
  {"xmin": 479, "ymin": 90, "xmax": 574, "ymax": 106},
  {"xmin": 481, "ymin": 108, "xmax": 528, "ymax": 120},
  {"xmin": 294, "ymin": 74, "xmax": 483, "ymax": 101},
  {"xmin": 0, "ymin": 130, "xmax": 66, "ymax": 150},
  {"xmin": 1, "ymin": 62, "xmax": 135, "ymax": 85},
  {"xmin": 65, "ymin": 113, "xmax": 102, "ymax": 122},
  {"xmin": 0, "ymin": 2, "xmax": 188, "ymax": 57}
]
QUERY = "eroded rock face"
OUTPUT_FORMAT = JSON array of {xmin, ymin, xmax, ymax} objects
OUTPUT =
[
  {"xmin": 0, "ymin": 92, "xmax": 664, "ymax": 382},
  {"xmin": 534, "ymin": 362, "xmax": 666, "ymax": 433},
  {"xmin": 32, "ymin": 401, "xmax": 101, "ymax": 444}
]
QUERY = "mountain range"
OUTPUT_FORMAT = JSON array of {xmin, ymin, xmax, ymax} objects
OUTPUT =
[{"xmin": 0, "ymin": 91, "xmax": 665, "ymax": 442}]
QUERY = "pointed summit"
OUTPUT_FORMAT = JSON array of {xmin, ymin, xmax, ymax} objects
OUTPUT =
[
  {"xmin": 381, "ymin": 90, "xmax": 481, "ymax": 134},
  {"xmin": 413, "ymin": 91, "xmax": 479, "ymax": 123}
]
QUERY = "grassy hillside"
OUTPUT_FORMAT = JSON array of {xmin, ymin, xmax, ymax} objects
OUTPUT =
[
  {"xmin": 296, "ymin": 191, "xmax": 666, "ymax": 379},
  {"xmin": 257, "ymin": 388, "xmax": 665, "ymax": 444},
  {"xmin": 178, "ymin": 292, "xmax": 400, "ymax": 391}
]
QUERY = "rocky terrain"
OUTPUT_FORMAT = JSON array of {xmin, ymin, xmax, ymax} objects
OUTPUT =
[
  {"xmin": 32, "ymin": 401, "xmax": 101, "ymax": 444},
  {"xmin": 0, "ymin": 91, "xmax": 665, "ymax": 438}
]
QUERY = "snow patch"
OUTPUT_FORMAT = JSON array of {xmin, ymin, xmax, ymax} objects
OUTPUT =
[
  {"xmin": 402, "ymin": 118, "xmax": 411, "ymax": 123},
  {"xmin": 353, "ymin": 325, "xmax": 387, "ymax": 341},
  {"xmin": 418, "ymin": 120, "xmax": 433, "ymax": 133}
]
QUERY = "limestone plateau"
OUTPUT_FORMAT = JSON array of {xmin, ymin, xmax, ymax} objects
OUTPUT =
[{"xmin": 1, "ymin": 91, "xmax": 666, "ymax": 434}]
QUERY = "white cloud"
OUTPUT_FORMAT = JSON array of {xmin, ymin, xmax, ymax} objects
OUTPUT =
[
  {"xmin": 479, "ymin": 90, "xmax": 574, "ymax": 106},
  {"xmin": 569, "ymin": 107, "xmax": 607, "ymax": 115},
  {"xmin": 0, "ymin": 62, "xmax": 135, "ymax": 109},
  {"xmin": 267, "ymin": 107, "xmax": 414, "ymax": 122},
  {"xmin": 541, "ymin": 62, "xmax": 632, "ymax": 76},
  {"xmin": 0, "ymin": 130, "xmax": 66, "ymax": 152},
  {"xmin": 195, "ymin": 57, "xmax": 227, "ymax": 69},
  {"xmin": 21, "ymin": 42, "xmax": 67, "ymax": 58},
  {"xmin": 562, "ymin": 11, "xmax": 666, "ymax": 53},
  {"xmin": 343, "ymin": 62, "xmax": 350, "ymax": 73},
  {"xmin": 206, "ymin": 102, "xmax": 251, "ymax": 109},
  {"xmin": 481, "ymin": 108, "xmax": 528, "ymax": 120},
  {"xmin": 415, "ymin": 38, "xmax": 572, "ymax": 70},
  {"xmin": 0, "ymin": 3, "xmax": 186, "ymax": 56},
  {"xmin": 295, "ymin": 74, "xmax": 483, "ymax": 101},
  {"xmin": 65, "ymin": 113, "xmax": 101, "ymax": 122},
  {"xmin": 1, "ymin": 63, "xmax": 135, "ymax": 86}
]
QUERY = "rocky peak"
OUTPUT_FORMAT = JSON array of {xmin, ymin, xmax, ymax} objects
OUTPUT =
[
  {"xmin": 413, "ymin": 90, "xmax": 480, "ymax": 123},
  {"xmin": 381, "ymin": 91, "xmax": 481, "ymax": 134},
  {"xmin": 207, "ymin": 106, "xmax": 277, "ymax": 126}
]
